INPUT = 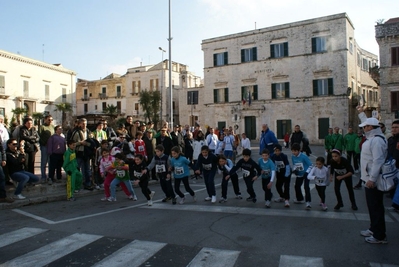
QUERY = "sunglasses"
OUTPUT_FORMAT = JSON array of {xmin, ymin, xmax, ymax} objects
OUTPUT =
[{"xmin": 11, "ymin": 143, "xmax": 18, "ymax": 146}]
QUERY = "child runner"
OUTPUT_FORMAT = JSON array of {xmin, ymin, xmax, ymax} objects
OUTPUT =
[
  {"xmin": 145, "ymin": 144, "xmax": 176, "ymax": 204},
  {"xmin": 329, "ymin": 149, "xmax": 358, "ymax": 211},
  {"xmin": 170, "ymin": 146, "xmax": 196, "ymax": 204},
  {"xmin": 134, "ymin": 131, "xmax": 147, "ymax": 160},
  {"xmin": 271, "ymin": 144, "xmax": 291, "ymax": 207},
  {"xmin": 63, "ymin": 140, "xmax": 83, "ymax": 201},
  {"xmin": 217, "ymin": 155, "xmax": 242, "ymax": 203},
  {"xmin": 258, "ymin": 149, "xmax": 276, "ymax": 208},
  {"xmin": 307, "ymin": 157, "xmax": 330, "ymax": 211},
  {"xmin": 228, "ymin": 148, "xmax": 261, "ymax": 203},
  {"xmin": 291, "ymin": 143, "xmax": 313, "ymax": 209},
  {"xmin": 131, "ymin": 154, "xmax": 155, "ymax": 206},
  {"xmin": 99, "ymin": 148, "xmax": 134, "ymax": 201},
  {"xmin": 109, "ymin": 153, "xmax": 138, "ymax": 203},
  {"xmin": 195, "ymin": 145, "xmax": 218, "ymax": 203}
]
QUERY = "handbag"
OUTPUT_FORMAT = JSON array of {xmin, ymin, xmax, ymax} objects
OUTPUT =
[{"xmin": 376, "ymin": 159, "xmax": 398, "ymax": 192}]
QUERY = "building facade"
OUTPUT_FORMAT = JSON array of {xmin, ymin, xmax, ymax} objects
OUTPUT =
[
  {"xmin": 200, "ymin": 13, "xmax": 378, "ymax": 144},
  {"xmin": 375, "ymin": 18, "xmax": 399, "ymax": 123},
  {"xmin": 0, "ymin": 49, "xmax": 76, "ymax": 126}
]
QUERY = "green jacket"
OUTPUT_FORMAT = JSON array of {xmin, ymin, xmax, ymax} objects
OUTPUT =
[
  {"xmin": 63, "ymin": 148, "xmax": 79, "ymax": 173},
  {"xmin": 331, "ymin": 133, "xmax": 344, "ymax": 150},
  {"xmin": 354, "ymin": 136, "xmax": 362, "ymax": 154},
  {"xmin": 344, "ymin": 132, "xmax": 357, "ymax": 152},
  {"xmin": 324, "ymin": 134, "xmax": 334, "ymax": 150}
]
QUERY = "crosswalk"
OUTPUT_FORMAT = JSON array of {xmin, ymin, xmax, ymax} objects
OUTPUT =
[{"xmin": 0, "ymin": 227, "xmax": 397, "ymax": 267}]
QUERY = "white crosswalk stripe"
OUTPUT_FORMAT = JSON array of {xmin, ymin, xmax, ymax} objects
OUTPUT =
[
  {"xmin": 93, "ymin": 240, "xmax": 167, "ymax": 267},
  {"xmin": 0, "ymin": 227, "xmax": 47, "ymax": 249},
  {"xmin": 187, "ymin": 247, "xmax": 240, "ymax": 267},
  {"xmin": 279, "ymin": 255, "xmax": 324, "ymax": 267}
]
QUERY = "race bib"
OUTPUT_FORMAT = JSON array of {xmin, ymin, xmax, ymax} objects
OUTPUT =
[
  {"xmin": 134, "ymin": 171, "xmax": 142, "ymax": 178},
  {"xmin": 294, "ymin": 163, "xmax": 304, "ymax": 172},
  {"xmin": 275, "ymin": 161, "xmax": 285, "ymax": 169},
  {"xmin": 156, "ymin": 164, "xmax": 166, "ymax": 173},
  {"xmin": 202, "ymin": 163, "xmax": 212, "ymax": 171},
  {"xmin": 315, "ymin": 177, "xmax": 325, "ymax": 185},
  {"xmin": 262, "ymin": 169, "xmax": 271, "ymax": 178},
  {"xmin": 116, "ymin": 170, "xmax": 126, "ymax": 177},
  {"xmin": 334, "ymin": 168, "xmax": 347, "ymax": 175},
  {"xmin": 242, "ymin": 169, "xmax": 250, "ymax": 177},
  {"xmin": 174, "ymin": 167, "xmax": 184, "ymax": 175},
  {"xmin": 138, "ymin": 145, "xmax": 144, "ymax": 152}
]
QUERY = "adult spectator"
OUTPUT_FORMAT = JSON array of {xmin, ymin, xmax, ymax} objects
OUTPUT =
[
  {"xmin": 143, "ymin": 129, "xmax": 157, "ymax": 180},
  {"xmin": 116, "ymin": 124, "xmax": 129, "ymax": 140},
  {"xmin": 103, "ymin": 120, "xmax": 117, "ymax": 148},
  {"xmin": 290, "ymin": 125, "xmax": 306, "ymax": 149},
  {"xmin": 182, "ymin": 124, "xmax": 190, "ymax": 137},
  {"xmin": 170, "ymin": 125, "xmax": 185, "ymax": 153},
  {"xmin": 124, "ymin": 116, "xmax": 135, "ymax": 141},
  {"xmin": 66, "ymin": 119, "xmax": 79, "ymax": 141},
  {"xmin": 259, "ymin": 124, "xmax": 278, "ymax": 155},
  {"xmin": 358, "ymin": 107, "xmax": 388, "ymax": 244},
  {"xmin": 379, "ymin": 122, "xmax": 392, "ymax": 140},
  {"xmin": 388, "ymin": 120, "xmax": 399, "ymax": 210},
  {"xmin": 6, "ymin": 138, "xmax": 39, "ymax": 199},
  {"xmin": 0, "ymin": 115, "xmax": 10, "ymax": 149},
  {"xmin": 324, "ymin": 127, "xmax": 334, "ymax": 163},
  {"xmin": 205, "ymin": 127, "xmax": 218, "ymax": 153},
  {"xmin": 0, "ymin": 135, "xmax": 13, "ymax": 203},
  {"xmin": 156, "ymin": 127, "xmax": 174, "ymax": 156},
  {"xmin": 47, "ymin": 125, "xmax": 66, "ymax": 184},
  {"xmin": 92, "ymin": 122, "xmax": 107, "ymax": 143},
  {"xmin": 331, "ymin": 127, "xmax": 344, "ymax": 152},
  {"xmin": 146, "ymin": 121, "xmax": 157, "ymax": 136},
  {"xmin": 39, "ymin": 114, "xmax": 54, "ymax": 182},
  {"xmin": 19, "ymin": 117, "xmax": 40, "ymax": 175},
  {"xmin": 344, "ymin": 126, "xmax": 358, "ymax": 171}
]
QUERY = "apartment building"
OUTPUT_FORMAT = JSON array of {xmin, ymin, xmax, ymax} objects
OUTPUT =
[{"xmin": 200, "ymin": 13, "xmax": 378, "ymax": 143}]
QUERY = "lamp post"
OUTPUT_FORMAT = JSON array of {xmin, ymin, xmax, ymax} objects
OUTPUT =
[
  {"xmin": 168, "ymin": 0, "xmax": 173, "ymax": 129},
  {"xmin": 159, "ymin": 47, "xmax": 165, "ymax": 126}
]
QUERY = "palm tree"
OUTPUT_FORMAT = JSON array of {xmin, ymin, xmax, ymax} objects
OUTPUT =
[
  {"xmin": 139, "ymin": 90, "xmax": 161, "ymax": 127},
  {"xmin": 11, "ymin": 107, "xmax": 27, "ymax": 125},
  {"xmin": 104, "ymin": 104, "xmax": 118, "ymax": 119},
  {"xmin": 54, "ymin": 103, "xmax": 73, "ymax": 128},
  {"xmin": 32, "ymin": 112, "xmax": 44, "ymax": 127}
]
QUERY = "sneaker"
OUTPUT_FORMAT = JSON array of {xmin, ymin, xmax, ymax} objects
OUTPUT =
[
  {"xmin": 265, "ymin": 200, "xmax": 271, "ymax": 208},
  {"xmin": 179, "ymin": 197, "xmax": 185, "ymax": 204},
  {"xmin": 172, "ymin": 197, "xmax": 177, "ymax": 205},
  {"xmin": 192, "ymin": 195, "xmax": 197, "ymax": 202},
  {"xmin": 128, "ymin": 195, "xmax": 137, "ymax": 200},
  {"xmin": 360, "ymin": 229, "xmax": 373, "ymax": 237},
  {"xmin": 107, "ymin": 197, "xmax": 116, "ymax": 202},
  {"xmin": 95, "ymin": 185, "xmax": 101, "ymax": 190},
  {"xmin": 353, "ymin": 185, "xmax": 362, "ymax": 190},
  {"xmin": 365, "ymin": 236, "xmax": 388, "ymax": 244},
  {"xmin": 252, "ymin": 198, "xmax": 257, "ymax": 203},
  {"xmin": 354, "ymin": 169, "xmax": 360, "ymax": 174},
  {"xmin": 284, "ymin": 200, "xmax": 290, "ymax": 207},
  {"xmin": 47, "ymin": 179, "xmax": 53, "ymax": 185},
  {"xmin": 68, "ymin": 197, "xmax": 76, "ymax": 201},
  {"xmin": 0, "ymin": 197, "xmax": 15, "ymax": 203},
  {"xmin": 235, "ymin": 194, "xmax": 243, "ymax": 199},
  {"xmin": 204, "ymin": 196, "xmax": 212, "ymax": 201},
  {"xmin": 150, "ymin": 191, "xmax": 155, "ymax": 199},
  {"xmin": 148, "ymin": 200, "xmax": 153, "ymax": 206},
  {"xmin": 84, "ymin": 186, "xmax": 94, "ymax": 191},
  {"xmin": 322, "ymin": 203, "xmax": 328, "ymax": 211},
  {"xmin": 133, "ymin": 196, "xmax": 138, "ymax": 201},
  {"xmin": 101, "ymin": 197, "xmax": 109, "ymax": 201},
  {"xmin": 74, "ymin": 190, "xmax": 80, "ymax": 193},
  {"xmin": 219, "ymin": 197, "xmax": 227, "ymax": 203},
  {"xmin": 334, "ymin": 203, "xmax": 343, "ymax": 210},
  {"xmin": 211, "ymin": 195, "xmax": 217, "ymax": 203},
  {"xmin": 162, "ymin": 197, "xmax": 171, "ymax": 202},
  {"xmin": 294, "ymin": 200, "xmax": 305, "ymax": 204},
  {"xmin": 246, "ymin": 197, "xmax": 253, "ymax": 202},
  {"xmin": 306, "ymin": 202, "xmax": 311, "ymax": 209},
  {"xmin": 14, "ymin": 194, "xmax": 26, "ymax": 200},
  {"xmin": 352, "ymin": 204, "xmax": 358, "ymax": 211},
  {"xmin": 274, "ymin": 197, "xmax": 284, "ymax": 203}
]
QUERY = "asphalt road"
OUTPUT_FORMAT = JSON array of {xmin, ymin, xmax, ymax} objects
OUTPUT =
[{"xmin": 1, "ymin": 144, "xmax": 399, "ymax": 267}]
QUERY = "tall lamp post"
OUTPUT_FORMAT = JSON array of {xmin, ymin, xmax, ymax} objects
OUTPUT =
[
  {"xmin": 168, "ymin": 0, "xmax": 173, "ymax": 129},
  {"xmin": 159, "ymin": 47, "xmax": 165, "ymax": 126}
]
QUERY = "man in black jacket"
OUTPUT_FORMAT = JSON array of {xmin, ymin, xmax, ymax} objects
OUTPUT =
[{"xmin": 156, "ymin": 127, "xmax": 173, "ymax": 156}]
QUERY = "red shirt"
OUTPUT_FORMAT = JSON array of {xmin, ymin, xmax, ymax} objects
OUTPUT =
[{"xmin": 134, "ymin": 139, "xmax": 147, "ymax": 157}]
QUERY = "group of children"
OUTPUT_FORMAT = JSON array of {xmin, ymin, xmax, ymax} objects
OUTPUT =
[{"xmin": 63, "ymin": 138, "xmax": 357, "ymax": 212}]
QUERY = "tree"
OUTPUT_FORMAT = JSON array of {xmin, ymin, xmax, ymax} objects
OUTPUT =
[
  {"xmin": 104, "ymin": 104, "xmax": 118, "ymax": 119},
  {"xmin": 11, "ymin": 107, "xmax": 27, "ymax": 125},
  {"xmin": 139, "ymin": 90, "xmax": 161, "ymax": 128},
  {"xmin": 54, "ymin": 103, "xmax": 73, "ymax": 128},
  {"xmin": 32, "ymin": 112, "xmax": 44, "ymax": 128},
  {"xmin": 369, "ymin": 65, "xmax": 380, "ymax": 86}
]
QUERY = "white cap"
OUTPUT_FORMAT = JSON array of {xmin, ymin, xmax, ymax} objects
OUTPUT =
[
  {"xmin": 359, "ymin": 118, "xmax": 380, "ymax": 127},
  {"xmin": 110, "ymin": 147, "xmax": 121, "ymax": 156}
]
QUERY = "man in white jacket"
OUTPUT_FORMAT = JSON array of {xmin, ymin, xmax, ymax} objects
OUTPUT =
[{"xmin": 358, "ymin": 106, "xmax": 388, "ymax": 244}]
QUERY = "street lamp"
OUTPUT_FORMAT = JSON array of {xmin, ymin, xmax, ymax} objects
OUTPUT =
[
  {"xmin": 159, "ymin": 47, "xmax": 166, "ymax": 126},
  {"xmin": 168, "ymin": 0, "xmax": 173, "ymax": 129}
]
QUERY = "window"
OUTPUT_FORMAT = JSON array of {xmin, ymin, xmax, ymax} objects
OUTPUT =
[
  {"xmin": 116, "ymin": 85, "xmax": 121, "ymax": 97},
  {"xmin": 23, "ymin": 80, "xmax": 29, "ymax": 97},
  {"xmin": 45, "ymin": 85, "xmax": 50, "ymax": 100},
  {"xmin": 187, "ymin": 91, "xmax": 199, "ymax": 105},
  {"xmin": 357, "ymin": 52, "xmax": 361, "ymax": 66},
  {"xmin": 270, "ymin": 43, "xmax": 288, "ymax": 58},
  {"xmin": 0, "ymin": 76, "xmax": 5, "ymax": 94},
  {"xmin": 312, "ymin": 36, "xmax": 329, "ymax": 53},
  {"xmin": 117, "ymin": 101, "xmax": 121, "ymax": 113},
  {"xmin": 271, "ymin": 83, "xmax": 290, "ymax": 99},
  {"xmin": 62, "ymin": 88, "xmax": 66, "ymax": 103},
  {"xmin": 392, "ymin": 47, "xmax": 399, "ymax": 66},
  {"xmin": 391, "ymin": 91, "xmax": 399, "ymax": 112},
  {"xmin": 132, "ymin": 81, "xmax": 141, "ymax": 94},
  {"xmin": 241, "ymin": 47, "xmax": 257, "ymax": 62},
  {"xmin": 102, "ymin": 86, "xmax": 106, "ymax": 94},
  {"xmin": 313, "ymin": 79, "xmax": 333, "ymax": 96},
  {"xmin": 213, "ymin": 52, "xmax": 228, "ymax": 66},
  {"xmin": 276, "ymin": 120, "xmax": 292, "ymax": 139},
  {"xmin": 213, "ymin": 88, "xmax": 229, "ymax": 103},
  {"xmin": 349, "ymin": 41, "xmax": 353, "ymax": 54},
  {"xmin": 241, "ymin": 85, "xmax": 258, "ymax": 104},
  {"xmin": 84, "ymin": 104, "xmax": 88, "ymax": 114},
  {"xmin": 102, "ymin": 102, "xmax": 107, "ymax": 112},
  {"xmin": 362, "ymin": 58, "xmax": 369, "ymax": 71},
  {"xmin": 318, "ymin": 118, "xmax": 330, "ymax": 139}
]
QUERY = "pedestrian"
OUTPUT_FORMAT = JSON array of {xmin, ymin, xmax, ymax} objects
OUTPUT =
[
  {"xmin": 38, "ymin": 114, "xmax": 54, "ymax": 182},
  {"xmin": 143, "ymin": 129, "xmax": 157, "ymax": 181},
  {"xmin": 109, "ymin": 153, "xmax": 138, "ymax": 203},
  {"xmin": 291, "ymin": 143, "xmax": 312, "ymax": 209},
  {"xmin": 344, "ymin": 126, "xmax": 358, "ymax": 170},
  {"xmin": 283, "ymin": 132, "xmax": 290, "ymax": 148},
  {"xmin": 329, "ymin": 149, "xmax": 358, "ymax": 211},
  {"xmin": 259, "ymin": 124, "xmax": 278, "ymax": 155},
  {"xmin": 131, "ymin": 154, "xmax": 154, "ymax": 206},
  {"xmin": 47, "ymin": 125, "xmax": 66, "ymax": 184},
  {"xmin": 184, "ymin": 132, "xmax": 194, "ymax": 162},
  {"xmin": 133, "ymin": 131, "xmax": 147, "ymax": 160},
  {"xmin": 195, "ymin": 145, "xmax": 218, "ymax": 203},
  {"xmin": 353, "ymin": 130, "xmax": 364, "ymax": 189},
  {"xmin": 223, "ymin": 129, "xmax": 235, "ymax": 161},
  {"xmin": 19, "ymin": 117, "xmax": 40, "ymax": 175},
  {"xmin": 271, "ymin": 144, "xmax": 291, "ymax": 207},
  {"xmin": 169, "ymin": 146, "xmax": 196, "ymax": 204},
  {"xmin": 324, "ymin": 127, "xmax": 334, "ymax": 164},
  {"xmin": 258, "ymin": 149, "xmax": 276, "ymax": 208},
  {"xmin": 241, "ymin": 133, "xmax": 251, "ymax": 150},
  {"xmin": 103, "ymin": 120, "xmax": 117, "ymax": 148},
  {"xmin": 156, "ymin": 127, "xmax": 174, "ymax": 156},
  {"xmin": 92, "ymin": 122, "xmax": 107, "ymax": 143},
  {"xmin": 290, "ymin": 125, "xmax": 306, "ymax": 150},
  {"xmin": 145, "ymin": 144, "xmax": 176, "ymax": 204},
  {"xmin": 228, "ymin": 148, "xmax": 261, "ymax": 203},
  {"xmin": 307, "ymin": 157, "xmax": 330, "ymax": 211},
  {"xmin": 0, "ymin": 136, "xmax": 14, "ymax": 203},
  {"xmin": 388, "ymin": 120, "xmax": 399, "ymax": 211},
  {"xmin": 217, "ymin": 155, "xmax": 242, "ymax": 203},
  {"xmin": 62, "ymin": 140, "xmax": 83, "ymax": 201},
  {"xmin": 205, "ymin": 127, "xmax": 218, "ymax": 153}
]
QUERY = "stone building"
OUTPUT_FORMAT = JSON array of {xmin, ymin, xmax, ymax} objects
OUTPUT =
[
  {"xmin": 0, "ymin": 49, "xmax": 76, "ymax": 126},
  {"xmin": 200, "ymin": 13, "xmax": 378, "ymax": 144},
  {"xmin": 375, "ymin": 18, "xmax": 399, "ymax": 123}
]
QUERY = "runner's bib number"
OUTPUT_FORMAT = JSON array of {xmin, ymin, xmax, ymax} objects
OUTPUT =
[{"xmin": 156, "ymin": 164, "xmax": 166, "ymax": 173}]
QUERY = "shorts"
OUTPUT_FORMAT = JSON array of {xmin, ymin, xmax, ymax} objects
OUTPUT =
[{"xmin": 224, "ymin": 150, "xmax": 233, "ymax": 158}]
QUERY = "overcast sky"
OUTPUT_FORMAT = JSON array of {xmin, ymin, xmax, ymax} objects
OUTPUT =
[{"xmin": 1, "ymin": 0, "xmax": 397, "ymax": 80}]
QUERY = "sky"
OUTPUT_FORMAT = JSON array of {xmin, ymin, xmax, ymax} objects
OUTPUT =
[{"xmin": 0, "ymin": 0, "xmax": 397, "ymax": 80}]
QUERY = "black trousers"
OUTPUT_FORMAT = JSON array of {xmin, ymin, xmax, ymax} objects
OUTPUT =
[
  {"xmin": 49, "ymin": 153, "xmax": 64, "ymax": 180},
  {"xmin": 316, "ymin": 185, "xmax": 326, "ymax": 203},
  {"xmin": 334, "ymin": 175, "xmax": 356, "ymax": 205},
  {"xmin": 365, "ymin": 187, "xmax": 386, "ymax": 240},
  {"xmin": 221, "ymin": 173, "xmax": 240, "ymax": 199},
  {"xmin": 295, "ymin": 176, "xmax": 311, "ymax": 202},
  {"xmin": 174, "ymin": 177, "xmax": 195, "ymax": 198},
  {"xmin": 275, "ymin": 171, "xmax": 291, "ymax": 200}
]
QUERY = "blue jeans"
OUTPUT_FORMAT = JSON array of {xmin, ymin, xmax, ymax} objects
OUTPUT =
[
  {"xmin": 11, "ymin": 171, "xmax": 39, "ymax": 195},
  {"xmin": 110, "ymin": 179, "xmax": 135, "ymax": 199},
  {"xmin": 77, "ymin": 157, "xmax": 92, "ymax": 187},
  {"xmin": 40, "ymin": 145, "xmax": 49, "ymax": 180}
]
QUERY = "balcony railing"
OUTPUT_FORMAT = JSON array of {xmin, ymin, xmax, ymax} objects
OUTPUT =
[
  {"xmin": 99, "ymin": 93, "xmax": 108, "ymax": 99},
  {"xmin": 82, "ymin": 96, "xmax": 90, "ymax": 101}
]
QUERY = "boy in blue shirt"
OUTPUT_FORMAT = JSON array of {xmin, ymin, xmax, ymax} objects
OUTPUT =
[
  {"xmin": 258, "ymin": 149, "xmax": 276, "ymax": 208},
  {"xmin": 291, "ymin": 143, "xmax": 312, "ymax": 209}
]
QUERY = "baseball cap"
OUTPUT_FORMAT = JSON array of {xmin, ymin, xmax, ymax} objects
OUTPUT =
[{"xmin": 358, "ymin": 118, "xmax": 380, "ymax": 127}]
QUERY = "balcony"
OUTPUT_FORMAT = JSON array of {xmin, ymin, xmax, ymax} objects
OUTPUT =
[
  {"xmin": 116, "ymin": 92, "xmax": 123, "ymax": 98},
  {"xmin": 0, "ymin": 87, "xmax": 10, "ymax": 99},
  {"xmin": 81, "ymin": 96, "xmax": 90, "ymax": 101},
  {"xmin": 99, "ymin": 93, "xmax": 108, "ymax": 99}
]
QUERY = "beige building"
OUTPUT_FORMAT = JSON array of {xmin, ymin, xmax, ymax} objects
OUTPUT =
[
  {"xmin": 375, "ymin": 18, "xmax": 399, "ymax": 123},
  {"xmin": 200, "ymin": 13, "xmax": 378, "ymax": 144},
  {"xmin": 0, "ymin": 49, "xmax": 76, "ymax": 126}
]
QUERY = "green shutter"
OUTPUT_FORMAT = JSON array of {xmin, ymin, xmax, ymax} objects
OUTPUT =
[
  {"xmin": 311, "ymin": 38, "xmax": 316, "ymax": 53},
  {"xmin": 252, "ymin": 47, "xmax": 257, "ymax": 61},
  {"xmin": 213, "ymin": 89, "xmax": 218, "ymax": 103},
  {"xmin": 253, "ymin": 85, "xmax": 258, "ymax": 100},
  {"xmin": 313, "ymin": 80, "xmax": 318, "ymax": 96},
  {"xmin": 284, "ymin": 82, "xmax": 290, "ymax": 98},
  {"xmin": 284, "ymin": 42, "xmax": 289, "ymax": 57},
  {"xmin": 241, "ymin": 86, "xmax": 245, "ymax": 100},
  {"xmin": 270, "ymin": 44, "xmax": 275, "ymax": 58},
  {"xmin": 241, "ymin": 49, "xmax": 245, "ymax": 63},
  {"xmin": 328, "ymin": 78, "xmax": 333, "ymax": 95},
  {"xmin": 213, "ymin": 54, "xmax": 217, "ymax": 66},
  {"xmin": 224, "ymin": 88, "xmax": 229, "ymax": 102},
  {"xmin": 224, "ymin": 52, "xmax": 228, "ymax": 65},
  {"xmin": 272, "ymin": 84, "xmax": 276, "ymax": 99}
]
